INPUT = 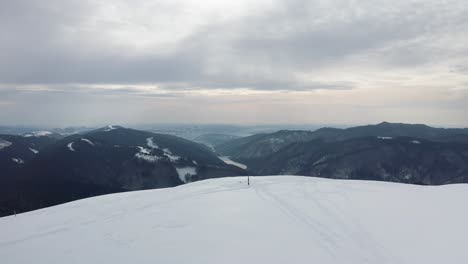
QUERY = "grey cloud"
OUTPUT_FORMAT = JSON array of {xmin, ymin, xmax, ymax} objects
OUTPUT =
[
  {"xmin": 453, "ymin": 65, "xmax": 468, "ymax": 74},
  {"xmin": 0, "ymin": 0, "xmax": 467, "ymax": 92},
  {"xmin": 231, "ymin": 0, "xmax": 468, "ymax": 68},
  {"xmin": 0, "ymin": 85, "xmax": 184, "ymax": 99}
]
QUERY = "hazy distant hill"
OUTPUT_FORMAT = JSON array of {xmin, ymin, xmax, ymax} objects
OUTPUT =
[
  {"xmin": 0, "ymin": 133, "xmax": 59, "ymax": 180},
  {"xmin": 193, "ymin": 133, "xmax": 241, "ymax": 150},
  {"xmin": 215, "ymin": 122, "xmax": 468, "ymax": 185},
  {"xmin": 216, "ymin": 122, "xmax": 468, "ymax": 161},
  {"xmin": 215, "ymin": 131, "xmax": 317, "ymax": 159},
  {"xmin": 246, "ymin": 136, "xmax": 468, "ymax": 185}
]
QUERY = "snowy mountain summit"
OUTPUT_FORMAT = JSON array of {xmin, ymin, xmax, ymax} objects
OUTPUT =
[{"xmin": 1, "ymin": 176, "xmax": 468, "ymax": 264}]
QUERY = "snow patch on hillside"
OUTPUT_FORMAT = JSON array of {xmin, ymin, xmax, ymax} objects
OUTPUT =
[
  {"xmin": 67, "ymin": 142, "xmax": 75, "ymax": 152},
  {"xmin": 11, "ymin": 158, "xmax": 24, "ymax": 164},
  {"xmin": 81, "ymin": 138, "xmax": 95, "ymax": 146},
  {"xmin": 163, "ymin": 148, "xmax": 180, "ymax": 162},
  {"xmin": 29, "ymin": 148, "xmax": 39, "ymax": 154},
  {"xmin": 136, "ymin": 146, "xmax": 151, "ymax": 154},
  {"xmin": 135, "ymin": 153, "xmax": 160, "ymax": 162},
  {"xmin": 312, "ymin": 155, "xmax": 331, "ymax": 166},
  {"xmin": 104, "ymin": 125, "xmax": 117, "ymax": 131},
  {"xmin": 23, "ymin": 131, "xmax": 53, "ymax": 137},
  {"xmin": 146, "ymin": 137, "xmax": 158, "ymax": 149},
  {"xmin": 0, "ymin": 139, "xmax": 12, "ymax": 150},
  {"xmin": 175, "ymin": 166, "xmax": 197, "ymax": 183},
  {"xmin": 411, "ymin": 140, "xmax": 421, "ymax": 144},
  {"xmin": 377, "ymin": 136, "xmax": 393, "ymax": 140},
  {"xmin": 135, "ymin": 146, "xmax": 160, "ymax": 162},
  {"xmin": 1, "ymin": 176, "xmax": 468, "ymax": 264},
  {"xmin": 219, "ymin": 156, "xmax": 247, "ymax": 169}
]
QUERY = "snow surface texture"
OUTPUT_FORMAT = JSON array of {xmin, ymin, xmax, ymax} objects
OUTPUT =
[
  {"xmin": 0, "ymin": 139, "xmax": 12, "ymax": 150},
  {"xmin": 1, "ymin": 176, "xmax": 468, "ymax": 264},
  {"xmin": 219, "ymin": 156, "xmax": 248, "ymax": 169},
  {"xmin": 23, "ymin": 131, "xmax": 52, "ymax": 137}
]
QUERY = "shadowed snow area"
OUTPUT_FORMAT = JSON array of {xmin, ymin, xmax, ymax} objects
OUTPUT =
[{"xmin": 1, "ymin": 176, "xmax": 467, "ymax": 264}]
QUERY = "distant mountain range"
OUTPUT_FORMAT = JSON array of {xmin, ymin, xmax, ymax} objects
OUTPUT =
[
  {"xmin": 2, "ymin": 121, "xmax": 468, "ymax": 217},
  {"xmin": 214, "ymin": 122, "xmax": 468, "ymax": 185},
  {"xmin": 0, "ymin": 126, "xmax": 93, "ymax": 136},
  {"xmin": 0, "ymin": 126, "xmax": 245, "ymax": 216},
  {"xmin": 215, "ymin": 122, "xmax": 468, "ymax": 160}
]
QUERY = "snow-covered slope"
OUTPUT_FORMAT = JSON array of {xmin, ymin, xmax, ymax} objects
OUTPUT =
[{"xmin": 1, "ymin": 176, "xmax": 468, "ymax": 264}]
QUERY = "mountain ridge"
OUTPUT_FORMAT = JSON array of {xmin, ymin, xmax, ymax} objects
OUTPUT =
[{"xmin": 0, "ymin": 126, "xmax": 246, "ymax": 216}]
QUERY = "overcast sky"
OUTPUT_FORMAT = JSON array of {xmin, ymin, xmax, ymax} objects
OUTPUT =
[{"xmin": 1, "ymin": 0, "xmax": 467, "ymax": 127}]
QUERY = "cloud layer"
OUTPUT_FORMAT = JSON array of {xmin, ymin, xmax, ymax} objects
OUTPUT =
[{"xmin": 1, "ymin": 0, "xmax": 468, "ymax": 126}]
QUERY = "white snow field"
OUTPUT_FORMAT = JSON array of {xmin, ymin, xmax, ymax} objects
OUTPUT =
[{"xmin": 1, "ymin": 176, "xmax": 468, "ymax": 264}]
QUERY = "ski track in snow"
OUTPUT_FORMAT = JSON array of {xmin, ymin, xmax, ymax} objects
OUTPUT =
[
  {"xmin": 1, "ymin": 176, "xmax": 468, "ymax": 264},
  {"xmin": 255, "ymin": 181, "xmax": 396, "ymax": 262}
]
